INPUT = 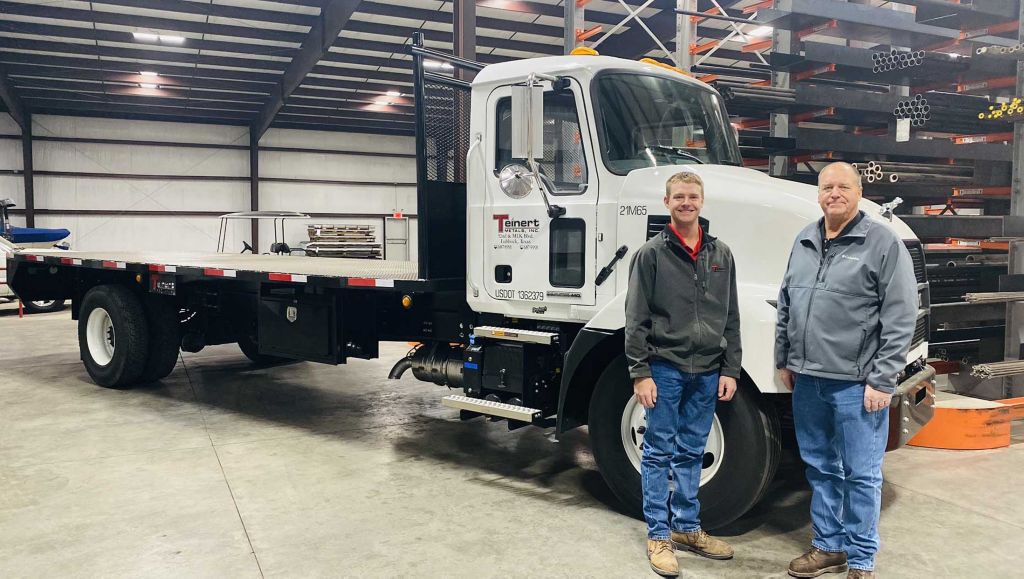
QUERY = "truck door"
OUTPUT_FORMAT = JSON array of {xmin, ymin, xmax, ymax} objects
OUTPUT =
[{"xmin": 483, "ymin": 81, "xmax": 598, "ymax": 308}]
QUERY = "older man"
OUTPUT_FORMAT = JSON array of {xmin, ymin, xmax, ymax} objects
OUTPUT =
[{"xmin": 775, "ymin": 162, "xmax": 918, "ymax": 579}]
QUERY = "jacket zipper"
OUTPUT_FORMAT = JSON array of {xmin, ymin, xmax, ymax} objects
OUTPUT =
[
  {"xmin": 856, "ymin": 327, "xmax": 867, "ymax": 375},
  {"xmin": 800, "ymin": 246, "xmax": 832, "ymax": 371},
  {"xmin": 693, "ymin": 248, "xmax": 704, "ymax": 374}
]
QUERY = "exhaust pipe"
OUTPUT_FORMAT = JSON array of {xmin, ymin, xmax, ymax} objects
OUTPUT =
[{"xmin": 388, "ymin": 342, "xmax": 465, "ymax": 387}]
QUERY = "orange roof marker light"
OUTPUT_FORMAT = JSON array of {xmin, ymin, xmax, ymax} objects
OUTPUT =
[
  {"xmin": 639, "ymin": 58, "xmax": 691, "ymax": 77},
  {"xmin": 570, "ymin": 46, "xmax": 599, "ymax": 56}
]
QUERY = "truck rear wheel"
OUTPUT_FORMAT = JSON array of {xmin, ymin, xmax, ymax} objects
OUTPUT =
[
  {"xmin": 138, "ymin": 295, "xmax": 181, "ymax": 383},
  {"xmin": 588, "ymin": 355, "xmax": 781, "ymax": 530},
  {"xmin": 24, "ymin": 299, "xmax": 66, "ymax": 314},
  {"xmin": 78, "ymin": 285, "xmax": 149, "ymax": 388}
]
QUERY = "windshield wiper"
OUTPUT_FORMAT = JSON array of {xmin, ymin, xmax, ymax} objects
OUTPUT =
[{"xmin": 645, "ymin": 145, "xmax": 704, "ymax": 164}]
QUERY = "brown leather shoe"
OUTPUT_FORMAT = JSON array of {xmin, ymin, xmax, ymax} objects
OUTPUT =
[
  {"xmin": 788, "ymin": 547, "xmax": 848, "ymax": 577},
  {"xmin": 647, "ymin": 539, "xmax": 680, "ymax": 577},
  {"xmin": 670, "ymin": 529, "xmax": 734, "ymax": 560},
  {"xmin": 847, "ymin": 570, "xmax": 875, "ymax": 578}
]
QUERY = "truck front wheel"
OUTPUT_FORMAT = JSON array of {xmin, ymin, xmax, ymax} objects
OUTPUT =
[
  {"xmin": 588, "ymin": 356, "xmax": 781, "ymax": 530},
  {"xmin": 78, "ymin": 285, "xmax": 149, "ymax": 388}
]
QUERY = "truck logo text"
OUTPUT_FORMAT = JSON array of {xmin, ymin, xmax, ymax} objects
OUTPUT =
[{"xmin": 493, "ymin": 214, "xmax": 540, "ymax": 233}]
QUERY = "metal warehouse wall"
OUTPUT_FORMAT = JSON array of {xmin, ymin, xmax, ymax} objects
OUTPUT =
[{"xmin": 0, "ymin": 113, "xmax": 418, "ymax": 260}]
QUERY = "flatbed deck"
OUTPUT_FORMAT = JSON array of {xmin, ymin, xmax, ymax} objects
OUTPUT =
[{"xmin": 11, "ymin": 249, "xmax": 460, "ymax": 291}]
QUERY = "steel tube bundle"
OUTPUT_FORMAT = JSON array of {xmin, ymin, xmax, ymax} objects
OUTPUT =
[
  {"xmin": 964, "ymin": 292, "xmax": 1024, "ymax": 304},
  {"xmin": 971, "ymin": 360, "xmax": 1024, "ymax": 379},
  {"xmin": 885, "ymin": 173, "xmax": 974, "ymax": 184}
]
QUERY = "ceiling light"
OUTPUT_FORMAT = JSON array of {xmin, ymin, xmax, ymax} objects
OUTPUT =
[
  {"xmin": 749, "ymin": 26, "xmax": 773, "ymax": 37},
  {"xmin": 424, "ymin": 60, "xmax": 453, "ymax": 70},
  {"xmin": 140, "ymin": 71, "xmax": 158, "ymax": 77},
  {"xmin": 132, "ymin": 32, "xmax": 158, "ymax": 42},
  {"xmin": 160, "ymin": 35, "xmax": 186, "ymax": 45},
  {"xmin": 140, "ymin": 83, "xmax": 158, "ymax": 89},
  {"xmin": 386, "ymin": 90, "xmax": 401, "ymax": 97}
]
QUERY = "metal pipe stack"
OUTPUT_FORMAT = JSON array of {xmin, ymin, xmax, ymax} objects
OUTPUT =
[
  {"xmin": 858, "ymin": 160, "xmax": 974, "ymax": 185},
  {"xmin": 964, "ymin": 291, "xmax": 1024, "ymax": 304},
  {"xmin": 872, "ymin": 49, "xmax": 925, "ymax": 73},
  {"xmin": 976, "ymin": 43, "xmax": 1024, "ymax": 58},
  {"xmin": 712, "ymin": 80, "xmax": 796, "ymax": 105},
  {"xmin": 891, "ymin": 91, "xmax": 1006, "ymax": 132},
  {"xmin": 971, "ymin": 360, "xmax": 1024, "ymax": 379},
  {"xmin": 894, "ymin": 94, "xmax": 930, "ymax": 127}
]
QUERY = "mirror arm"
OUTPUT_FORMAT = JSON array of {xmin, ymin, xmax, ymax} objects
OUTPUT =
[{"xmin": 526, "ymin": 158, "xmax": 565, "ymax": 219}]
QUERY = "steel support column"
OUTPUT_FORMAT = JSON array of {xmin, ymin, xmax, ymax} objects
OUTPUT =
[
  {"xmin": 1003, "ymin": 9, "xmax": 1024, "ymax": 397},
  {"xmin": 564, "ymin": 0, "xmax": 585, "ymax": 54},
  {"xmin": 454, "ymin": 0, "xmax": 476, "ymax": 70},
  {"xmin": 22, "ymin": 114, "xmax": 34, "ymax": 227},
  {"xmin": 249, "ymin": 130, "xmax": 259, "ymax": 251},
  {"xmin": 675, "ymin": 0, "xmax": 696, "ymax": 70},
  {"xmin": 769, "ymin": 28, "xmax": 797, "ymax": 177},
  {"xmin": 1012, "ymin": 6, "xmax": 1024, "ymax": 217}
]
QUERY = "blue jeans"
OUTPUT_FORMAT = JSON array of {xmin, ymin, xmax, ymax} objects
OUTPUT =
[
  {"xmin": 642, "ymin": 362, "xmax": 719, "ymax": 539},
  {"xmin": 793, "ymin": 373, "xmax": 889, "ymax": 571}
]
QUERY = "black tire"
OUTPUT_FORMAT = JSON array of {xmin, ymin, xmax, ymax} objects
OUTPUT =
[
  {"xmin": 237, "ymin": 335, "xmax": 289, "ymax": 365},
  {"xmin": 78, "ymin": 285, "xmax": 149, "ymax": 388},
  {"xmin": 588, "ymin": 355, "xmax": 781, "ymax": 530},
  {"xmin": 23, "ymin": 299, "xmax": 66, "ymax": 314},
  {"xmin": 138, "ymin": 295, "xmax": 181, "ymax": 383}
]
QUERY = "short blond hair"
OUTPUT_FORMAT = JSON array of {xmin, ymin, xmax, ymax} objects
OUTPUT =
[{"xmin": 665, "ymin": 171, "xmax": 704, "ymax": 197}]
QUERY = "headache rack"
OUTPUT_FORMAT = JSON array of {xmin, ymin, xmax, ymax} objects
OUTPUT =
[{"xmin": 410, "ymin": 33, "xmax": 483, "ymax": 283}]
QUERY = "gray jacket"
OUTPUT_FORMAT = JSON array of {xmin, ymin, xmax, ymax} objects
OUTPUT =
[
  {"xmin": 774, "ymin": 212, "xmax": 918, "ymax": 393},
  {"xmin": 625, "ymin": 226, "xmax": 741, "ymax": 380}
]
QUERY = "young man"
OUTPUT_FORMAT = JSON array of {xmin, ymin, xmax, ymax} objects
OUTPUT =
[
  {"xmin": 625, "ymin": 171, "xmax": 742, "ymax": 577},
  {"xmin": 775, "ymin": 162, "xmax": 918, "ymax": 579}
]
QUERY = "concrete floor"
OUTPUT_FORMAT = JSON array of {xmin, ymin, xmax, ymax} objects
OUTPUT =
[{"xmin": 2, "ymin": 302, "xmax": 1022, "ymax": 578}]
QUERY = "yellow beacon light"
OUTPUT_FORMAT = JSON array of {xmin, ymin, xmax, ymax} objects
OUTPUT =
[{"xmin": 570, "ymin": 47, "xmax": 599, "ymax": 56}]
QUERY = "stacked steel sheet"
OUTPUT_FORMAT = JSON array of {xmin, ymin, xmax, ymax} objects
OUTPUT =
[{"xmin": 305, "ymin": 224, "xmax": 382, "ymax": 259}]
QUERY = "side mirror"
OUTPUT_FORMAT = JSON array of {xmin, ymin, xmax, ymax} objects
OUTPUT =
[{"xmin": 511, "ymin": 84, "xmax": 544, "ymax": 160}]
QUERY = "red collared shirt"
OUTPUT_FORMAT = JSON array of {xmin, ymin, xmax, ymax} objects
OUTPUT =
[{"xmin": 668, "ymin": 223, "xmax": 701, "ymax": 261}]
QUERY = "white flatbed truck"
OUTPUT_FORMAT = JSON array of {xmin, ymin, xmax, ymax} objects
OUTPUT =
[{"xmin": 6, "ymin": 37, "xmax": 936, "ymax": 529}]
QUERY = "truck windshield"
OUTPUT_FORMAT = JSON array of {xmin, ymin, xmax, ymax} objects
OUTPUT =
[{"xmin": 594, "ymin": 73, "xmax": 742, "ymax": 174}]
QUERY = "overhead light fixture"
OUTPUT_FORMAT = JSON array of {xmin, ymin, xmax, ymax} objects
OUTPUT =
[
  {"xmin": 140, "ymin": 71, "xmax": 158, "ymax": 77},
  {"xmin": 132, "ymin": 32, "xmax": 185, "ymax": 45},
  {"xmin": 139, "ymin": 83, "xmax": 158, "ymax": 89},
  {"xmin": 386, "ymin": 90, "xmax": 401, "ymax": 97},
  {"xmin": 749, "ymin": 26, "xmax": 773, "ymax": 37}
]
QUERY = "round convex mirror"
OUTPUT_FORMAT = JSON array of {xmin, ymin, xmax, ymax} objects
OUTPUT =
[{"xmin": 498, "ymin": 164, "xmax": 534, "ymax": 199}]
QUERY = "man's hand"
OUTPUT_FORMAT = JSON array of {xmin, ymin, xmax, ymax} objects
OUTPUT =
[
  {"xmin": 718, "ymin": 376, "xmax": 737, "ymax": 401},
  {"xmin": 634, "ymin": 377, "xmax": 657, "ymax": 409},
  {"xmin": 778, "ymin": 368, "xmax": 795, "ymax": 391},
  {"xmin": 864, "ymin": 386, "xmax": 892, "ymax": 413}
]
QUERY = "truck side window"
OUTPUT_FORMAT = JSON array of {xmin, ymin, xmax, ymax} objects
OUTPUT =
[
  {"xmin": 495, "ymin": 92, "xmax": 588, "ymax": 195},
  {"xmin": 550, "ymin": 218, "xmax": 586, "ymax": 288}
]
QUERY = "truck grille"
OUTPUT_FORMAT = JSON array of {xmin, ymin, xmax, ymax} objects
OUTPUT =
[
  {"xmin": 904, "ymin": 240, "xmax": 929, "ymax": 350},
  {"xmin": 904, "ymin": 240, "xmax": 927, "ymax": 284},
  {"xmin": 646, "ymin": 215, "xmax": 669, "ymax": 240},
  {"xmin": 645, "ymin": 215, "xmax": 709, "ymax": 240}
]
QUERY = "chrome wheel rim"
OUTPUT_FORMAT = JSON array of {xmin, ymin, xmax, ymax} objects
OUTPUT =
[{"xmin": 620, "ymin": 396, "xmax": 726, "ymax": 486}]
